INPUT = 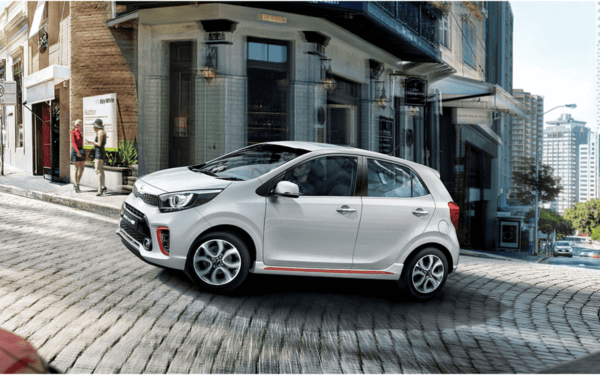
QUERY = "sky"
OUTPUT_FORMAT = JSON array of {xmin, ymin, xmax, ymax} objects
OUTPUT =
[{"xmin": 512, "ymin": 1, "xmax": 596, "ymax": 129}]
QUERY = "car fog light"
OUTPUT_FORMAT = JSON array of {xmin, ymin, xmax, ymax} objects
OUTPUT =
[
  {"xmin": 143, "ymin": 238, "xmax": 152, "ymax": 251},
  {"xmin": 157, "ymin": 227, "xmax": 170, "ymax": 256}
]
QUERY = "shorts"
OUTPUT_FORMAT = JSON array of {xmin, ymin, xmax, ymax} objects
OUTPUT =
[{"xmin": 71, "ymin": 149, "xmax": 85, "ymax": 162}]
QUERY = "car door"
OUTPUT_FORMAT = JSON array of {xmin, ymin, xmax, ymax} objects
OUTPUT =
[
  {"xmin": 263, "ymin": 155, "xmax": 362, "ymax": 269},
  {"xmin": 352, "ymin": 158, "xmax": 435, "ymax": 270}
]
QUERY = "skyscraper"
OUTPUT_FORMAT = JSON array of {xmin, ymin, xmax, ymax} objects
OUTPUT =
[
  {"xmin": 510, "ymin": 89, "xmax": 544, "ymax": 199},
  {"xmin": 543, "ymin": 114, "xmax": 590, "ymax": 213},
  {"xmin": 578, "ymin": 133, "xmax": 599, "ymax": 202}
]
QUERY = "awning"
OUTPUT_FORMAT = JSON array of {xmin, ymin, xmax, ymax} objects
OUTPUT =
[
  {"xmin": 401, "ymin": 61, "xmax": 457, "ymax": 84},
  {"xmin": 29, "ymin": 1, "xmax": 46, "ymax": 39},
  {"xmin": 23, "ymin": 65, "xmax": 70, "ymax": 105},
  {"xmin": 429, "ymin": 75, "xmax": 529, "ymax": 119}
]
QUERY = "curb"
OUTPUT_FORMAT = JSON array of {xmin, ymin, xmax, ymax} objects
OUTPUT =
[
  {"xmin": 0, "ymin": 184, "xmax": 120, "ymax": 219},
  {"xmin": 460, "ymin": 249, "xmax": 551, "ymax": 263}
]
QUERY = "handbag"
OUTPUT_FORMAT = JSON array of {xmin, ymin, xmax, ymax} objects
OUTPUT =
[{"xmin": 88, "ymin": 148, "xmax": 95, "ymax": 162}]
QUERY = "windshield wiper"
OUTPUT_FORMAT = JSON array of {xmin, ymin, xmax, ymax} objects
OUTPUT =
[{"xmin": 217, "ymin": 177, "xmax": 245, "ymax": 181}]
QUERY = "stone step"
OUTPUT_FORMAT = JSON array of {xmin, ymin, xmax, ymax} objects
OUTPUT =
[
  {"xmin": 125, "ymin": 176, "xmax": 137, "ymax": 186},
  {"xmin": 121, "ymin": 185, "xmax": 133, "ymax": 192}
]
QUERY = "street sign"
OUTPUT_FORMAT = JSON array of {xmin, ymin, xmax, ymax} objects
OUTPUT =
[{"xmin": 0, "ymin": 80, "xmax": 17, "ymax": 106}]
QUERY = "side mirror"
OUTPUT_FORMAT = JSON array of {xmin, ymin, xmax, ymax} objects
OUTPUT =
[{"xmin": 272, "ymin": 181, "xmax": 300, "ymax": 198}]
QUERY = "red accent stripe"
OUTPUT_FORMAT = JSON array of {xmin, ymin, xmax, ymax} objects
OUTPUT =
[
  {"xmin": 264, "ymin": 267, "xmax": 393, "ymax": 275},
  {"xmin": 157, "ymin": 227, "xmax": 169, "ymax": 256}
]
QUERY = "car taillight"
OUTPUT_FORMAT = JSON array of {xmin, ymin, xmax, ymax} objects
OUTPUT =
[
  {"xmin": 593, "ymin": 254, "xmax": 600, "ymax": 259},
  {"xmin": 448, "ymin": 202, "xmax": 459, "ymax": 230},
  {"xmin": 157, "ymin": 227, "xmax": 170, "ymax": 256}
]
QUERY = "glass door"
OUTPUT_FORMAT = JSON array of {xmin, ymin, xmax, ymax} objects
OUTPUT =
[
  {"xmin": 169, "ymin": 42, "xmax": 196, "ymax": 168},
  {"xmin": 327, "ymin": 104, "xmax": 357, "ymax": 147}
]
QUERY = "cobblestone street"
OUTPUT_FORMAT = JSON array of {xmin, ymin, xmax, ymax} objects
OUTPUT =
[{"xmin": 1, "ymin": 192, "xmax": 600, "ymax": 374}]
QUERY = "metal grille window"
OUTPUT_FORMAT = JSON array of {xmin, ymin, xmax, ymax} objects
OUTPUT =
[
  {"xmin": 462, "ymin": 20, "xmax": 476, "ymax": 68},
  {"xmin": 13, "ymin": 58, "xmax": 22, "ymax": 148}
]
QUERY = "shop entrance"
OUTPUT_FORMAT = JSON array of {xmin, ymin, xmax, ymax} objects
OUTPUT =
[
  {"xmin": 168, "ymin": 41, "xmax": 196, "ymax": 168},
  {"xmin": 327, "ymin": 76, "xmax": 360, "ymax": 147},
  {"xmin": 33, "ymin": 100, "xmax": 58, "ymax": 179}
]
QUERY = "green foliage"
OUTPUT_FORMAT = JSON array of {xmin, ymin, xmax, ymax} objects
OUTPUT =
[
  {"xmin": 103, "ymin": 139, "xmax": 138, "ymax": 167},
  {"xmin": 562, "ymin": 199, "xmax": 600, "ymax": 234},
  {"xmin": 591, "ymin": 226, "xmax": 600, "ymax": 241},
  {"xmin": 118, "ymin": 139, "xmax": 138, "ymax": 166},
  {"xmin": 512, "ymin": 157, "xmax": 562, "ymax": 205},
  {"xmin": 526, "ymin": 208, "xmax": 574, "ymax": 238}
]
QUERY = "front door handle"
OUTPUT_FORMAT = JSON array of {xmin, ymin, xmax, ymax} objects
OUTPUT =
[
  {"xmin": 337, "ymin": 205, "xmax": 357, "ymax": 214},
  {"xmin": 412, "ymin": 209, "xmax": 429, "ymax": 217}
]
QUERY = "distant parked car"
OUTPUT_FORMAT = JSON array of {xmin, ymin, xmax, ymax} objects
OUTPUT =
[
  {"xmin": 554, "ymin": 241, "xmax": 573, "ymax": 258},
  {"xmin": 579, "ymin": 250, "xmax": 600, "ymax": 259},
  {"xmin": 116, "ymin": 141, "xmax": 460, "ymax": 300}
]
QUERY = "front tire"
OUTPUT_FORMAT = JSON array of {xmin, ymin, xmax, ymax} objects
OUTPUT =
[
  {"xmin": 185, "ymin": 231, "xmax": 251, "ymax": 293},
  {"xmin": 398, "ymin": 247, "xmax": 448, "ymax": 301}
]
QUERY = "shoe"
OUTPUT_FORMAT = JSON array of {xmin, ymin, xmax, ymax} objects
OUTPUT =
[
  {"xmin": 96, "ymin": 191, "xmax": 103, "ymax": 196},
  {"xmin": 75, "ymin": 184, "xmax": 80, "ymax": 193},
  {"xmin": 102, "ymin": 186, "xmax": 108, "ymax": 194}
]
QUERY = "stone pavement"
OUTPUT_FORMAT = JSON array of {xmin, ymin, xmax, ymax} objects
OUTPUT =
[
  {"xmin": 1, "ymin": 192, "xmax": 600, "ymax": 374},
  {"xmin": 0, "ymin": 165, "xmax": 126, "ymax": 218}
]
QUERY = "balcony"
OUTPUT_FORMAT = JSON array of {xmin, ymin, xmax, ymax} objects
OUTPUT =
[{"xmin": 374, "ymin": 1, "xmax": 438, "ymax": 47}]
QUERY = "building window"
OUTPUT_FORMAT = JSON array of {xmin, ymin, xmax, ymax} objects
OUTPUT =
[
  {"xmin": 13, "ymin": 57, "xmax": 22, "ymax": 148},
  {"xmin": 463, "ymin": 20, "xmax": 476, "ymax": 68},
  {"xmin": 440, "ymin": 14, "xmax": 451, "ymax": 49},
  {"xmin": 247, "ymin": 37, "xmax": 290, "ymax": 145}
]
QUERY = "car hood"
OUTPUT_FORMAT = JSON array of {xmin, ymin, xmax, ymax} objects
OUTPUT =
[{"xmin": 139, "ymin": 167, "xmax": 232, "ymax": 192}]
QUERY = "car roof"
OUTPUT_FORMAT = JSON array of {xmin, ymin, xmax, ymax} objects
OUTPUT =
[{"xmin": 265, "ymin": 141, "xmax": 437, "ymax": 174}]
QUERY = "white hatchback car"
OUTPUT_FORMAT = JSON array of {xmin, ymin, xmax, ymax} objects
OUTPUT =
[{"xmin": 117, "ymin": 142, "xmax": 460, "ymax": 300}]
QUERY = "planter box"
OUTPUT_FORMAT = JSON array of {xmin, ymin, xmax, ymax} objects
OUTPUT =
[{"xmin": 70, "ymin": 163, "xmax": 131, "ymax": 193}]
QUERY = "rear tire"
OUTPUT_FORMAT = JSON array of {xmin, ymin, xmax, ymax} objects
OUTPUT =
[
  {"xmin": 185, "ymin": 231, "xmax": 251, "ymax": 293},
  {"xmin": 398, "ymin": 247, "xmax": 448, "ymax": 301}
]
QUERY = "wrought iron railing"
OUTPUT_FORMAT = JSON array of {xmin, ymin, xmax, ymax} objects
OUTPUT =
[{"xmin": 374, "ymin": 1, "xmax": 439, "ymax": 46}]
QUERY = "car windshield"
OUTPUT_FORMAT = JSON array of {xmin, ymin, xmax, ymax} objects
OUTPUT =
[
  {"xmin": 189, "ymin": 144, "xmax": 309, "ymax": 181},
  {"xmin": 556, "ymin": 242, "xmax": 570, "ymax": 246}
]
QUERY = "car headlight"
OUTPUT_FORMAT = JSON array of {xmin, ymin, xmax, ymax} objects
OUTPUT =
[{"xmin": 158, "ymin": 190, "xmax": 222, "ymax": 213}]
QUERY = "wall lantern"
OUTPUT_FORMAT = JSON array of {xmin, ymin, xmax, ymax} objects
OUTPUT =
[
  {"xmin": 320, "ymin": 58, "xmax": 336, "ymax": 94},
  {"xmin": 201, "ymin": 46, "xmax": 217, "ymax": 80},
  {"xmin": 375, "ymin": 80, "xmax": 388, "ymax": 110}
]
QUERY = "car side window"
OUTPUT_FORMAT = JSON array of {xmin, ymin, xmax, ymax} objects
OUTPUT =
[
  {"xmin": 412, "ymin": 171, "xmax": 428, "ymax": 197},
  {"xmin": 367, "ymin": 159, "xmax": 428, "ymax": 198},
  {"xmin": 283, "ymin": 156, "xmax": 358, "ymax": 196}
]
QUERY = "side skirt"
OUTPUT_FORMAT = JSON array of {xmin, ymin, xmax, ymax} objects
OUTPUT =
[{"xmin": 251, "ymin": 262, "xmax": 403, "ymax": 280}]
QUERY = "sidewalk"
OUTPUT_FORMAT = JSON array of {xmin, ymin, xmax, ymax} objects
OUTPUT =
[{"xmin": 0, "ymin": 165, "xmax": 126, "ymax": 219}]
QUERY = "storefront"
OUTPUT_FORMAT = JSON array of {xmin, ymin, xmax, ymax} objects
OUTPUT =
[
  {"xmin": 23, "ymin": 65, "xmax": 70, "ymax": 182},
  {"xmin": 104, "ymin": 2, "xmax": 452, "ymax": 176},
  {"xmin": 431, "ymin": 75, "xmax": 528, "ymax": 250}
]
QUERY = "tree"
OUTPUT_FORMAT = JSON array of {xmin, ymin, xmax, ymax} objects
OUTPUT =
[
  {"xmin": 591, "ymin": 225, "xmax": 600, "ymax": 241},
  {"xmin": 562, "ymin": 199, "xmax": 600, "ymax": 234},
  {"xmin": 526, "ymin": 208, "xmax": 574, "ymax": 238},
  {"xmin": 512, "ymin": 157, "xmax": 562, "ymax": 206}
]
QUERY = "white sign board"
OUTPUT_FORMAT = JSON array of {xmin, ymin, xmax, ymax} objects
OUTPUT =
[
  {"xmin": 83, "ymin": 93, "xmax": 117, "ymax": 151},
  {"xmin": 0, "ymin": 81, "xmax": 17, "ymax": 106},
  {"xmin": 500, "ymin": 221, "xmax": 520, "ymax": 249},
  {"xmin": 454, "ymin": 108, "xmax": 492, "ymax": 126}
]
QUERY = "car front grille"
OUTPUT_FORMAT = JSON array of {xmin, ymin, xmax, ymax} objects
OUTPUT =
[
  {"xmin": 125, "ymin": 202, "xmax": 144, "ymax": 219},
  {"xmin": 120, "ymin": 222, "xmax": 148, "ymax": 245},
  {"xmin": 133, "ymin": 185, "xmax": 159, "ymax": 206}
]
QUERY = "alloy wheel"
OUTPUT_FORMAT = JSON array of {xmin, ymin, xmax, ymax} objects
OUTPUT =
[
  {"xmin": 193, "ymin": 239, "xmax": 242, "ymax": 286},
  {"xmin": 411, "ymin": 254, "xmax": 445, "ymax": 294}
]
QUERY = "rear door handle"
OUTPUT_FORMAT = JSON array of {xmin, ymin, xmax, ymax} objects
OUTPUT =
[
  {"xmin": 337, "ymin": 205, "xmax": 357, "ymax": 214},
  {"xmin": 412, "ymin": 209, "xmax": 429, "ymax": 217}
]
